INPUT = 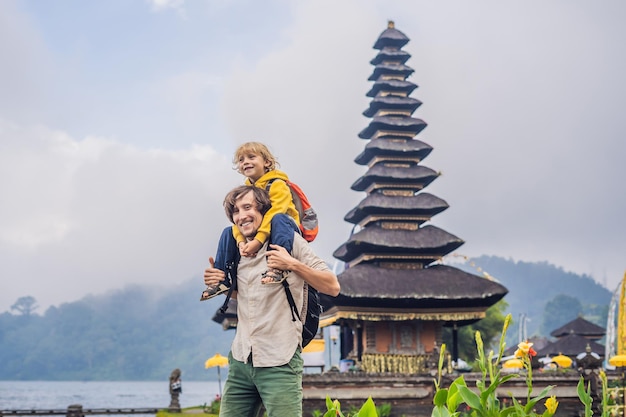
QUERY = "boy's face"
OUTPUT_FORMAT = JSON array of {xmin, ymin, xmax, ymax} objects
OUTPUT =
[
  {"xmin": 238, "ymin": 152, "xmax": 271, "ymax": 182},
  {"xmin": 232, "ymin": 190, "xmax": 263, "ymax": 240}
]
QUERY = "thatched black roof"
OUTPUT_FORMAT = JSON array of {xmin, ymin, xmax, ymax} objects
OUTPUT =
[
  {"xmin": 343, "ymin": 192, "xmax": 448, "ymax": 224},
  {"xmin": 366, "ymin": 80, "xmax": 417, "ymax": 97},
  {"xmin": 550, "ymin": 316, "xmax": 605, "ymax": 339},
  {"xmin": 351, "ymin": 164, "xmax": 438, "ymax": 191},
  {"xmin": 373, "ymin": 23, "xmax": 409, "ymax": 50},
  {"xmin": 370, "ymin": 47, "xmax": 410, "ymax": 65},
  {"xmin": 328, "ymin": 264, "xmax": 508, "ymax": 309},
  {"xmin": 333, "ymin": 224, "xmax": 463, "ymax": 263},
  {"xmin": 368, "ymin": 63, "xmax": 414, "ymax": 81},
  {"xmin": 211, "ymin": 299, "xmax": 237, "ymax": 330},
  {"xmin": 354, "ymin": 138, "xmax": 432, "ymax": 165},
  {"xmin": 535, "ymin": 334, "xmax": 605, "ymax": 357},
  {"xmin": 358, "ymin": 116, "xmax": 427, "ymax": 139},
  {"xmin": 362, "ymin": 96, "xmax": 422, "ymax": 118}
]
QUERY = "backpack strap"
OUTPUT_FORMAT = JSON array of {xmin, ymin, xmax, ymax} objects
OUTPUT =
[
  {"xmin": 281, "ymin": 280, "xmax": 299, "ymax": 322},
  {"xmin": 218, "ymin": 259, "xmax": 238, "ymax": 315},
  {"xmin": 265, "ymin": 178, "xmax": 279, "ymax": 191}
]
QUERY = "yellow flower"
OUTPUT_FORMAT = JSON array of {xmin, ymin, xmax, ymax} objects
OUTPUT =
[
  {"xmin": 545, "ymin": 396, "xmax": 558, "ymax": 414},
  {"xmin": 517, "ymin": 341, "xmax": 533, "ymax": 353}
]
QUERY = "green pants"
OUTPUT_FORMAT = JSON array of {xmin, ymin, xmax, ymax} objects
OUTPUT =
[{"xmin": 219, "ymin": 350, "xmax": 303, "ymax": 417}]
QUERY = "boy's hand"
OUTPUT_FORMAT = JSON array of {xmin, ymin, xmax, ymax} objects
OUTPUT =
[
  {"xmin": 203, "ymin": 257, "xmax": 225, "ymax": 287},
  {"xmin": 240, "ymin": 239, "xmax": 262, "ymax": 257}
]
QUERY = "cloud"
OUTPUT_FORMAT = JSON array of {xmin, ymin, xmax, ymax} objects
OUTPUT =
[
  {"xmin": 0, "ymin": 1, "xmax": 55, "ymax": 125},
  {"xmin": 146, "ymin": 0, "xmax": 185, "ymax": 13},
  {"xmin": 1, "ymin": 0, "xmax": 625, "ymax": 313},
  {"xmin": 218, "ymin": 0, "xmax": 626, "ymax": 289},
  {"xmin": 0, "ymin": 119, "xmax": 240, "ymax": 312}
]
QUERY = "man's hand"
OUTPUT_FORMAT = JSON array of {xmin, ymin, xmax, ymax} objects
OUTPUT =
[
  {"xmin": 266, "ymin": 244, "xmax": 341, "ymax": 297},
  {"xmin": 203, "ymin": 257, "xmax": 225, "ymax": 287},
  {"xmin": 266, "ymin": 244, "xmax": 295, "ymax": 271},
  {"xmin": 239, "ymin": 239, "xmax": 262, "ymax": 257}
]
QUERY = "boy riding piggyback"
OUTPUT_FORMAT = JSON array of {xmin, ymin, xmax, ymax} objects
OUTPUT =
[{"xmin": 201, "ymin": 142, "xmax": 301, "ymax": 300}]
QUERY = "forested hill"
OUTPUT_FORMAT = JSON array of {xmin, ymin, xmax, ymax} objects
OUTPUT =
[
  {"xmin": 0, "ymin": 256, "xmax": 615, "ymax": 380},
  {"xmin": 0, "ymin": 278, "xmax": 233, "ymax": 381},
  {"xmin": 460, "ymin": 255, "xmax": 612, "ymax": 339}
]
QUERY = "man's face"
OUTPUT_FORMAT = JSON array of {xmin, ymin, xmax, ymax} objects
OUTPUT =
[{"xmin": 232, "ymin": 190, "xmax": 263, "ymax": 239}]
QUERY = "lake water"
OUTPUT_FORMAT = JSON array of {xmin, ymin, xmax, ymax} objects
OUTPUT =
[{"xmin": 0, "ymin": 381, "xmax": 221, "ymax": 411}]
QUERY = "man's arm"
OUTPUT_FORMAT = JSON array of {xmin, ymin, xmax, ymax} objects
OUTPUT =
[{"xmin": 266, "ymin": 244, "xmax": 341, "ymax": 297}]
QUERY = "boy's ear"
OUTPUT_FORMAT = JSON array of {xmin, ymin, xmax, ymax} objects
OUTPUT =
[{"xmin": 264, "ymin": 159, "xmax": 272, "ymax": 170}]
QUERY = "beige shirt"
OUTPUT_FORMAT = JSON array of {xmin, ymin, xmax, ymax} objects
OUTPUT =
[{"xmin": 231, "ymin": 233, "xmax": 330, "ymax": 367}]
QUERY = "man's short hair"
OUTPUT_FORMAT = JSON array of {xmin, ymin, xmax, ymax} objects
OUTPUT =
[{"xmin": 223, "ymin": 185, "xmax": 271, "ymax": 222}]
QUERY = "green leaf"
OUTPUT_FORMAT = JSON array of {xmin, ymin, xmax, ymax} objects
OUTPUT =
[
  {"xmin": 458, "ymin": 385, "xmax": 482, "ymax": 410},
  {"xmin": 577, "ymin": 377, "xmax": 593, "ymax": 417},
  {"xmin": 577, "ymin": 378, "xmax": 592, "ymax": 403},
  {"xmin": 524, "ymin": 385, "xmax": 555, "ymax": 413},
  {"xmin": 451, "ymin": 375, "xmax": 467, "ymax": 389},
  {"xmin": 325, "ymin": 396, "xmax": 334, "ymax": 410},
  {"xmin": 434, "ymin": 389, "xmax": 449, "ymax": 407},
  {"xmin": 323, "ymin": 397, "xmax": 343, "ymax": 417},
  {"xmin": 432, "ymin": 405, "xmax": 452, "ymax": 417},
  {"xmin": 499, "ymin": 405, "xmax": 516, "ymax": 417},
  {"xmin": 356, "ymin": 397, "xmax": 379, "ymax": 417},
  {"xmin": 447, "ymin": 376, "xmax": 466, "ymax": 411},
  {"xmin": 512, "ymin": 398, "xmax": 526, "ymax": 416},
  {"xmin": 480, "ymin": 382, "xmax": 498, "ymax": 404},
  {"xmin": 497, "ymin": 374, "xmax": 518, "ymax": 385}
]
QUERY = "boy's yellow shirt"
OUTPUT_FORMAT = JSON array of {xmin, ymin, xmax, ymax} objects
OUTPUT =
[{"xmin": 232, "ymin": 169, "xmax": 300, "ymax": 245}]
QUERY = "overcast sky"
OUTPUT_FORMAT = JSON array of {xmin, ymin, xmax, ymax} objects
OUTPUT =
[{"xmin": 1, "ymin": 0, "xmax": 625, "ymax": 313}]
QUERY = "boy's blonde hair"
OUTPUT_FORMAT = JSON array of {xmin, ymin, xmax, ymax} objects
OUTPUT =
[{"xmin": 233, "ymin": 142, "xmax": 278, "ymax": 173}]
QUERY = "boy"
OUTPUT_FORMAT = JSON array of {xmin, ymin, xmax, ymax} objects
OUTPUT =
[{"xmin": 200, "ymin": 142, "xmax": 301, "ymax": 300}]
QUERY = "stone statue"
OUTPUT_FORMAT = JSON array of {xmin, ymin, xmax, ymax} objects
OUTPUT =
[{"xmin": 168, "ymin": 368, "xmax": 182, "ymax": 411}]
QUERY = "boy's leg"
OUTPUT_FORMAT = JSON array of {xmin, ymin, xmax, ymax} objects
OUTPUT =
[
  {"xmin": 261, "ymin": 215, "xmax": 299, "ymax": 284},
  {"xmin": 268, "ymin": 214, "xmax": 299, "ymax": 253},
  {"xmin": 214, "ymin": 226, "xmax": 239, "ymax": 278},
  {"xmin": 201, "ymin": 227, "xmax": 237, "ymax": 301}
]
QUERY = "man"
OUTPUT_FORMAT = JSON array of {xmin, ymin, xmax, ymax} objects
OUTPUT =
[{"xmin": 203, "ymin": 185, "xmax": 340, "ymax": 417}]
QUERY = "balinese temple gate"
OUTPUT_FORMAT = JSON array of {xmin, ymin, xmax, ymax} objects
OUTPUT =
[{"xmin": 319, "ymin": 21, "xmax": 508, "ymax": 374}]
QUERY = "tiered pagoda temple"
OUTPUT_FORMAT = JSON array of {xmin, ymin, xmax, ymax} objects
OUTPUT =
[{"xmin": 319, "ymin": 21, "xmax": 508, "ymax": 374}]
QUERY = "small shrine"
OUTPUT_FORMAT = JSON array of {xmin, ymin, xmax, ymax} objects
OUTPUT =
[
  {"xmin": 319, "ymin": 21, "xmax": 508, "ymax": 374},
  {"xmin": 537, "ymin": 316, "xmax": 605, "ymax": 358}
]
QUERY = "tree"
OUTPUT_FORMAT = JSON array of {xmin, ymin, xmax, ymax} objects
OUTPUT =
[
  {"xmin": 443, "ymin": 299, "xmax": 509, "ymax": 362},
  {"xmin": 10, "ymin": 296, "xmax": 38, "ymax": 316},
  {"xmin": 541, "ymin": 294, "xmax": 583, "ymax": 334}
]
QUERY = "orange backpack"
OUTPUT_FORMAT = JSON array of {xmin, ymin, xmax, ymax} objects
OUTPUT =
[{"xmin": 265, "ymin": 178, "xmax": 319, "ymax": 242}]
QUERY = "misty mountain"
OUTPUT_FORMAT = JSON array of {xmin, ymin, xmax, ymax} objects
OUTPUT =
[
  {"xmin": 0, "ymin": 256, "xmax": 614, "ymax": 380},
  {"xmin": 0, "ymin": 278, "xmax": 232, "ymax": 381},
  {"xmin": 458, "ymin": 255, "xmax": 612, "ymax": 342}
]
